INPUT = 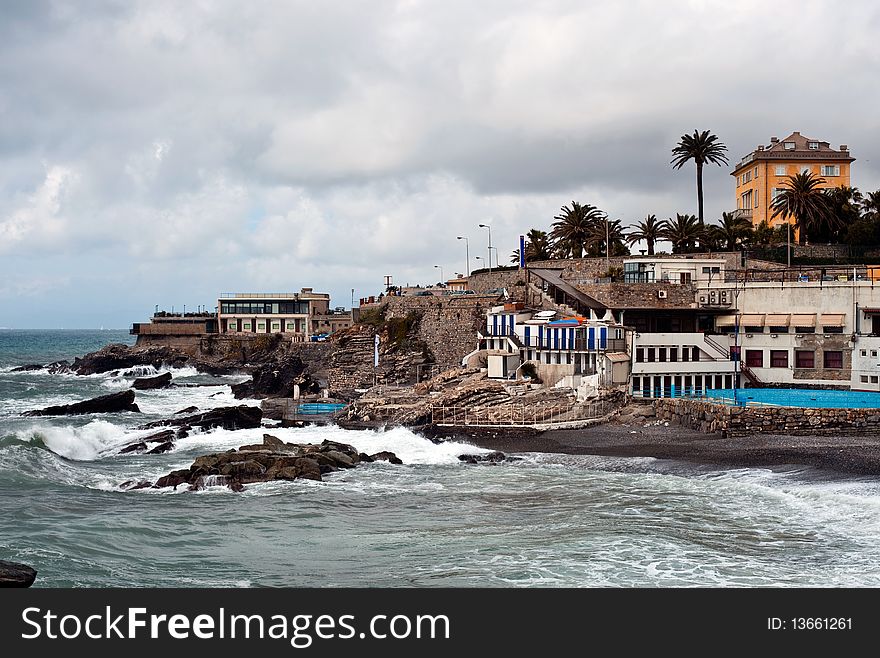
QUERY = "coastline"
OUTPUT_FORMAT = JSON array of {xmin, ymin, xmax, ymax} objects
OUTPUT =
[{"xmin": 421, "ymin": 423, "xmax": 880, "ymax": 477}]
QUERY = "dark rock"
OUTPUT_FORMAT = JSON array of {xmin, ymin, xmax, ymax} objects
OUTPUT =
[
  {"xmin": 0, "ymin": 560, "xmax": 37, "ymax": 588},
  {"xmin": 10, "ymin": 364, "xmax": 44, "ymax": 372},
  {"xmin": 117, "ymin": 429, "xmax": 175, "ymax": 455},
  {"xmin": 72, "ymin": 343, "xmax": 190, "ymax": 376},
  {"xmin": 370, "ymin": 451, "xmax": 404, "ymax": 465},
  {"xmin": 119, "ymin": 480, "xmax": 153, "ymax": 490},
  {"xmin": 231, "ymin": 352, "xmax": 317, "ymax": 399},
  {"xmin": 175, "ymin": 406, "xmax": 199, "ymax": 415},
  {"xmin": 132, "ymin": 372, "xmax": 173, "ymax": 390},
  {"xmin": 146, "ymin": 441, "xmax": 174, "ymax": 455},
  {"xmin": 219, "ymin": 460, "xmax": 265, "ymax": 478},
  {"xmin": 23, "ymin": 389, "xmax": 140, "ymax": 416},
  {"xmin": 324, "ymin": 450, "xmax": 355, "ymax": 468},
  {"xmin": 228, "ymin": 480, "xmax": 245, "ymax": 492},
  {"xmin": 263, "ymin": 434, "xmax": 285, "ymax": 447},
  {"xmin": 119, "ymin": 442, "xmax": 147, "ymax": 454},
  {"xmin": 139, "ymin": 405, "xmax": 262, "ymax": 432},
  {"xmin": 458, "ymin": 451, "xmax": 507, "ymax": 464},
  {"xmin": 154, "ymin": 469, "xmax": 190, "ymax": 490},
  {"xmin": 176, "ymin": 427, "xmax": 190, "ymax": 440},
  {"xmin": 358, "ymin": 452, "xmax": 375, "ymax": 463}
]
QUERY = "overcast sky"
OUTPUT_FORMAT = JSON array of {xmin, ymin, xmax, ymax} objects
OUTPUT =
[{"xmin": 2, "ymin": 0, "xmax": 879, "ymax": 328}]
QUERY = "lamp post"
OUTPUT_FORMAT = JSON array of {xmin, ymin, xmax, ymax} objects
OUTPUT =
[
  {"xmin": 457, "ymin": 236, "xmax": 470, "ymax": 275},
  {"xmin": 479, "ymin": 223, "xmax": 493, "ymax": 273},
  {"xmin": 605, "ymin": 217, "xmax": 611, "ymax": 268},
  {"xmin": 489, "ymin": 246, "xmax": 499, "ymax": 269},
  {"xmin": 434, "ymin": 265, "xmax": 443, "ymax": 285}
]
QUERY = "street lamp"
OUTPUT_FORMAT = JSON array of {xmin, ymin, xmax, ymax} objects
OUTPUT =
[
  {"xmin": 434, "ymin": 265, "xmax": 444, "ymax": 284},
  {"xmin": 457, "ymin": 236, "xmax": 470, "ymax": 275},
  {"xmin": 489, "ymin": 246, "xmax": 499, "ymax": 268},
  {"xmin": 479, "ymin": 223, "xmax": 493, "ymax": 274}
]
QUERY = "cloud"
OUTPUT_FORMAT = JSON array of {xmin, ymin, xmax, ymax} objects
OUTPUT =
[{"xmin": 1, "ymin": 0, "xmax": 879, "ymax": 326}]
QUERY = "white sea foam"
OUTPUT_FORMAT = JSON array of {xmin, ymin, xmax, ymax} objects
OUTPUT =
[
  {"xmin": 20, "ymin": 420, "xmax": 132, "ymax": 461},
  {"xmin": 174, "ymin": 424, "xmax": 490, "ymax": 466}
]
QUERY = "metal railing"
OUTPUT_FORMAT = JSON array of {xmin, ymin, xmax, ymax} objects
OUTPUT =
[{"xmin": 430, "ymin": 400, "xmax": 613, "ymax": 427}]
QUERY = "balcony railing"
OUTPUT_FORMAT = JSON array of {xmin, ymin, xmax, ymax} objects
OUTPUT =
[{"xmin": 731, "ymin": 208, "xmax": 753, "ymax": 220}]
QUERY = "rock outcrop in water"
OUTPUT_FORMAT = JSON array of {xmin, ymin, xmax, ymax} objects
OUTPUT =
[
  {"xmin": 139, "ymin": 405, "xmax": 262, "ymax": 432},
  {"xmin": 22, "ymin": 389, "xmax": 141, "ymax": 416},
  {"xmin": 141, "ymin": 435, "xmax": 403, "ymax": 492},
  {"xmin": 72, "ymin": 343, "xmax": 191, "ymax": 376},
  {"xmin": 131, "ymin": 372, "xmax": 173, "ymax": 390},
  {"xmin": 0, "ymin": 560, "xmax": 37, "ymax": 588}
]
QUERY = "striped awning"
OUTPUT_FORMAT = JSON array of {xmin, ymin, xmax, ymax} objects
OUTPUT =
[
  {"xmin": 741, "ymin": 314, "xmax": 765, "ymax": 326},
  {"xmin": 715, "ymin": 315, "xmax": 737, "ymax": 327},
  {"xmin": 765, "ymin": 313, "xmax": 790, "ymax": 327},
  {"xmin": 862, "ymin": 308, "xmax": 880, "ymax": 315},
  {"xmin": 819, "ymin": 313, "xmax": 846, "ymax": 327},
  {"xmin": 790, "ymin": 313, "xmax": 816, "ymax": 327}
]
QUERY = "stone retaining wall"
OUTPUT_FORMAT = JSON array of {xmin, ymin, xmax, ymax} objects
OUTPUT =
[{"xmin": 654, "ymin": 397, "xmax": 880, "ymax": 436}]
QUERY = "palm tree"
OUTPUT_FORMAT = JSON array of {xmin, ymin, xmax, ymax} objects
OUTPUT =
[
  {"xmin": 510, "ymin": 228, "xmax": 553, "ymax": 264},
  {"xmin": 550, "ymin": 201, "xmax": 603, "ymax": 258},
  {"xmin": 626, "ymin": 214, "xmax": 662, "ymax": 255},
  {"xmin": 710, "ymin": 212, "xmax": 754, "ymax": 251},
  {"xmin": 862, "ymin": 189, "xmax": 880, "ymax": 221},
  {"xmin": 589, "ymin": 218, "xmax": 629, "ymax": 257},
  {"xmin": 671, "ymin": 130, "xmax": 729, "ymax": 225},
  {"xmin": 660, "ymin": 214, "xmax": 704, "ymax": 254},
  {"xmin": 770, "ymin": 172, "xmax": 835, "ymax": 244}
]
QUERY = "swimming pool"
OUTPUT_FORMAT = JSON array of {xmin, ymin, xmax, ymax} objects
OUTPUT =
[
  {"xmin": 703, "ymin": 388, "xmax": 880, "ymax": 409},
  {"xmin": 295, "ymin": 402, "xmax": 347, "ymax": 415}
]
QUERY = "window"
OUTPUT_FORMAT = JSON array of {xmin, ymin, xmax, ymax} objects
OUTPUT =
[
  {"xmin": 743, "ymin": 170, "xmax": 752, "ymax": 184},
  {"xmin": 632, "ymin": 377, "xmax": 641, "ymax": 392},
  {"xmin": 795, "ymin": 326, "xmax": 815, "ymax": 334},
  {"xmin": 772, "ymin": 188, "xmax": 785, "ymax": 200},
  {"xmin": 286, "ymin": 322, "xmax": 296, "ymax": 331},
  {"xmin": 823, "ymin": 350, "xmax": 843, "ymax": 369},
  {"xmin": 770, "ymin": 350, "xmax": 789, "ymax": 368},
  {"xmin": 872, "ymin": 376, "xmax": 879, "ymax": 384},
  {"xmin": 658, "ymin": 348, "xmax": 667, "ymax": 362},
  {"xmin": 821, "ymin": 165, "xmax": 840, "ymax": 177},
  {"xmin": 784, "ymin": 142, "xmax": 796, "ymax": 150},
  {"xmin": 754, "ymin": 166, "xmax": 758, "ymax": 177},
  {"xmin": 730, "ymin": 346, "xmax": 741, "ymax": 361},
  {"xmin": 795, "ymin": 350, "xmax": 814, "ymax": 368},
  {"xmin": 775, "ymin": 165, "xmax": 786, "ymax": 176},
  {"xmin": 769, "ymin": 326, "xmax": 789, "ymax": 334},
  {"xmin": 647, "ymin": 348, "xmax": 655, "ymax": 362},
  {"xmin": 745, "ymin": 326, "xmax": 764, "ymax": 334},
  {"xmin": 745, "ymin": 350, "xmax": 763, "ymax": 367},
  {"xmin": 823, "ymin": 326, "xmax": 844, "ymax": 334},
  {"xmin": 242, "ymin": 322, "xmax": 251, "ymax": 331},
  {"xmin": 680, "ymin": 272, "xmax": 692, "ymax": 284},
  {"xmin": 872, "ymin": 350, "xmax": 878, "ymax": 358},
  {"xmin": 861, "ymin": 375, "xmax": 869, "ymax": 383},
  {"xmin": 861, "ymin": 350, "xmax": 867, "ymax": 357},
  {"xmin": 754, "ymin": 190, "xmax": 759, "ymax": 208},
  {"xmin": 692, "ymin": 346, "xmax": 700, "ymax": 361},
  {"xmin": 808, "ymin": 142, "xmax": 819, "ymax": 150},
  {"xmin": 636, "ymin": 348, "xmax": 644, "ymax": 362},
  {"xmin": 669, "ymin": 347, "xmax": 678, "ymax": 362},
  {"xmin": 681, "ymin": 348, "xmax": 689, "ymax": 362}
]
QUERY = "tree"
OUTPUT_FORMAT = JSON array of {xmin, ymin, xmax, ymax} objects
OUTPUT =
[
  {"xmin": 671, "ymin": 130, "xmax": 729, "ymax": 225},
  {"xmin": 510, "ymin": 228, "xmax": 553, "ymax": 264},
  {"xmin": 550, "ymin": 201, "xmax": 603, "ymax": 258},
  {"xmin": 660, "ymin": 214, "xmax": 704, "ymax": 254},
  {"xmin": 863, "ymin": 189, "xmax": 880, "ymax": 221},
  {"xmin": 589, "ymin": 217, "xmax": 630, "ymax": 257},
  {"xmin": 710, "ymin": 212, "xmax": 754, "ymax": 251},
  {"xmin": 823, "ymin": 186, "xmax": 862, "ymax": 242},
  {"xmin": 769, "ymin": 172, "xmax": 835, "ymax": 244},
  {"xmin": 626, "ymin": 214, "xmax": 662, "ymax": 255}
]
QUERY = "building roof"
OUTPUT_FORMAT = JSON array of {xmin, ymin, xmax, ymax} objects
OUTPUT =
[
  {"xmin": 732, "ymin": 131, "xmax": 854, "ymax": 174},
  {"xmin": 604, "ymin": 352, "xmax": 630, "ymax": 363}
]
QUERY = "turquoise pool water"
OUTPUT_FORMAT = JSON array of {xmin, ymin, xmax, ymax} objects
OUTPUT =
[
  {"xmin": 295, "ymin": 403, "xmax": 347, "ymax": 415},
  {"xmin": 704, "ymin": 388, "xmax": 880, "ymax": 409}
]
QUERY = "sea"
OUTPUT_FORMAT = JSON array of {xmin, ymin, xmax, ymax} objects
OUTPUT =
[{"xmin": 2, "ymin": 329, "xmax": 880, "ymax": 587}]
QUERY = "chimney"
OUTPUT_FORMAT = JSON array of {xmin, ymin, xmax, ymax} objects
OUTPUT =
[
  {"xmin": 757, "ymin": 145, "xmax": 764, "ymax": 151},
  {"xmin": 840, "ymin": 144, "xmax": 848, "ymax": 152},
  {"xmin": 792, "ymin": 131, "xmax": 801, "ymax": 136},
  {"xmin": 770, "ymin": 136, "xmax": 779, "ymax": 143}
]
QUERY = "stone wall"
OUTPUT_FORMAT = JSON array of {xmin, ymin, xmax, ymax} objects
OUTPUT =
[
  {"xmin": 654, "ymin": 397, "xmax": 880, "ymax": 436},
  {"xmin": 467, "ymin": 270, "xmax": 527, "ymax": 296},
  {"xmin": 381, "ymin": 295, "xmax": 492, "ymax": 369},
  {"xmin": 576, "ymin": 282, "xmax": 697, "ymax": 310}
]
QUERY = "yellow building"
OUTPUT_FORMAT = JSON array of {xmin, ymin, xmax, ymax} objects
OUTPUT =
[{"xmin": 731, "ymin": 131, "xmax": 854, "ymax": 228}]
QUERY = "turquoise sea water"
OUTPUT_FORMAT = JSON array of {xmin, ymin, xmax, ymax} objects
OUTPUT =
[
  {"xmin": 3, "ymin": 331, "xmax": 880, "ymax": 587},
  {"xmin": 705, "ymin": 388, "xmax": 880, "ymax": 409}
]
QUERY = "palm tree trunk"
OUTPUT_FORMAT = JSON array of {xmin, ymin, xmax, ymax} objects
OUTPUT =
[
  {"xmin": 696, "ymin": 162, "xmax": 704, "ymax": 225},
  {"xmin": 647, "ymin": 239, "xmax": 654, "ymax": 255}
]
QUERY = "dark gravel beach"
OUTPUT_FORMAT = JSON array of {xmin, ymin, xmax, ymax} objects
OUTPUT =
[{"xmin": 424, "ymin": 422, "xmax": 880, "ymax": 477}]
